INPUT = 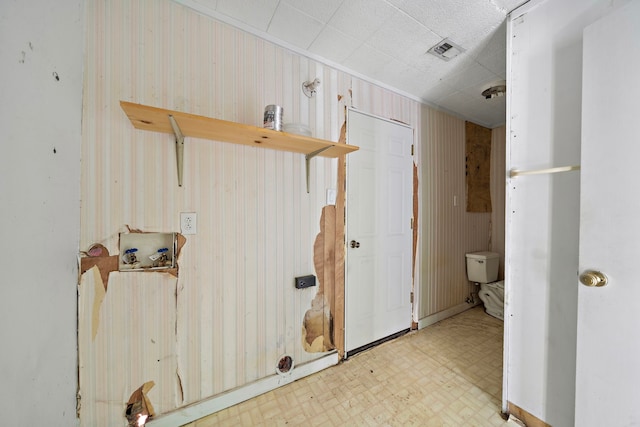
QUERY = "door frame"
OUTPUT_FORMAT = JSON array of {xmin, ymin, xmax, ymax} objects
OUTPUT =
[{"xmin": 343, "ymin": 107, "xmax": 415, "ymax": 357}]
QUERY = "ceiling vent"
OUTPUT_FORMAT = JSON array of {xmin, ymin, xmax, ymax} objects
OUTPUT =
[{"xmin": 427, "ymin": 38, "xmax": 465, "ymax": 61}]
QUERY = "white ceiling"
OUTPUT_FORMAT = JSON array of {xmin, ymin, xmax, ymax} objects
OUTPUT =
[{"xmin": 177, "ymin": 0, "xmax": 528, "ymax": 128}]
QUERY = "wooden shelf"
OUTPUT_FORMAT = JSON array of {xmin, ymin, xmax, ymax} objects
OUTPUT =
[
  {"xmin": 120, "ymin": 101, "xmax": 358, "ymax": 191},
  {"xmin": 121, "ymin": 101, "xmax": 358, "ymax": 157}
]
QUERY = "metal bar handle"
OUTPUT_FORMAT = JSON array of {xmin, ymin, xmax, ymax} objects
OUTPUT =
[{"xmin": 509, "ymin": 165, "xmax": 580, "ymax": 178}]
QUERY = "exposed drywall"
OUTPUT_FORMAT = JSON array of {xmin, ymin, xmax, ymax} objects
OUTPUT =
[
  {"xmin": 465, "ymin": 121, "xmax": 493, "ymax": 213},
  {"xmin": 126, "ymin": 381, "xmax": 156, "ymax": 427},
  {"xmin": 0, "ymin": 0, "xmax": 83, "ymax": 425},
  {"xmin": 81, "ymin": 254, "xmax": 119, "ymax": 290},
  {"xmin": 90, "ymin": 267, "xmax": 107, "ymax": 340},
  {"xmin": 302, "ymin": 294, "xmax": 333, "ymax": 352},
  {"xmin": 78, "ymin": 266, "xmax": 179, "ymax": 424},
  {"xmin": 79, "ymin": 229, "xmax": 186, "ymax": 340},
  {"xmin": 302, "ymin": 206, "xmax": 336, "ymax": 353},
  {"xmin": 333, "ymin": 120, "xmax": 348, "ymax": 357},
  {"xmin": 79, "ymin": 229, "xmax": 187, "ymax": 290}
]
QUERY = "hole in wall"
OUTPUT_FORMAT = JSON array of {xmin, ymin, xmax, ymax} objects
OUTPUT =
[
  {"xmin": 276, "ymin": 355, "xmax": 294, "ymax": 376},
  {"xmin": 301, "ymin": 205, "xmax": 336, "ymax": 353},
  {"xmin": 125, "ymin": 381, "xmax": 155, "ymax": 427}
]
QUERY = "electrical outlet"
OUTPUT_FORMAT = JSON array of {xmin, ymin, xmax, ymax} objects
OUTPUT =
[
  {"xmin": 180, "ymin": 212, "xmax": 197, "ymax": 235},
  {"xmin": 295, "ymin": 275, "xmax": 316, "ymax": 289}
]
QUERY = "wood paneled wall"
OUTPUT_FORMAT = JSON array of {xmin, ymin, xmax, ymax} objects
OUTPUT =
[
  {"xmin": 79, "ymin": 0, "xmax": 422, "ymax": 425},
  {"xmin": 79, "ymin": 1, "xmax": 502, "ymax": 424}
]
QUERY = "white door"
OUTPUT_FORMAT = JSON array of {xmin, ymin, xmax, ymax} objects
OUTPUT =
[
  {"xmin": 345, "ymin": 109, "xmax": 413, "ymax": 355},
  {"xmin": 576, "ymin": 2, "xmax": 640, "ymax": 425}
]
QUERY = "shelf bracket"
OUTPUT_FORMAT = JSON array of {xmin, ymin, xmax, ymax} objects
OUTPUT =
[
  {"xmin": 168, "ymin": 115, "xmax": 185, "ymax": 187},
  {"xmin": 305, "ymin": 146, "xmax": 333, "ymax": 193}
]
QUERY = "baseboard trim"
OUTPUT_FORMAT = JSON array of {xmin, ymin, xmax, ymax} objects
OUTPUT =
[
  {"xmin": 147, "ymin": 352, "xmax": 340, "ymax": 427},
  {"xmin": 507, "ymin": 401, "xmax": 552, "ymax": 427},
  {"xmin": 417, "ymin": 301, "xmax": 480, "ymax": 329}
]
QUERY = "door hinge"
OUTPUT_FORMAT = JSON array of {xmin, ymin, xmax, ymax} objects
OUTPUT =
[
  {"xmin": 410, "ymin": 292, "xmax": 414, "ymax": 304},
  {"xmin": 411, "ymin": 217, "xmax": 414, "ymax": 229},
  {"xmin": 411, "ymin": 144, "xmax": 414, "ymax": 156}
]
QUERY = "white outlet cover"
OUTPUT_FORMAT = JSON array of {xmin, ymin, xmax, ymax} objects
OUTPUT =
[
  {"xmin": 326, "ymin": 188, "xmax": 337, "ymax": 205},
  {"xmin": 181, "ymin": 212, "xmax": 197, "ymax": 235}
]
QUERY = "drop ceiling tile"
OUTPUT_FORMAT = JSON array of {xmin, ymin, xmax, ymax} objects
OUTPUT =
[
  {"xmin": 484, "ymin": 22, "xmax": 507, "ymax": 54},
  {"xmin": 404, "ymin": 51, "xmax": 439, "ymax": 73},
  {"xmin": 440, "ymin": 61, "xmax": 497, "ymax": 92},
  {"xmin": 436, "ymin": 90, "xmax": 480, "ymax": 111},
  {"xmin": 474, "ymin": 23, "xmax": 507, "ymax": 74},
  {"xmin": 328, "ymin": 0, "xmax": 396, "ymax": 42},
  {"xmin": 451, "ymin": 23, "xmax": 503, "ymax": 52},
  {"xmin": 392, "ymin": 0, "xmax": 477, "ymax": 35},
  {"xmin": 443, "ymin": 90, "xmax": 495, "ymax": 126},
  {"xmin": 409, "ymin": 51, "xmax": 476, "ymax": 87},
  {"xmin": 393, "ymin": 0, "xmax": 505, "ymax": 48},
  {"xmin": 436, "ymin": 90, "xmax": 505, "ymax": 127},
  {"xmin": 471, "ymin": 100, "xmax": 506, "ymax": 127},
  {"xmin": 267, "ymin": 2, "xmax": 325, "ymax": 49},
  {"xmin": 282, "ymin": 0, "xmax": 344, "ymax": 23},
  {"xmin": 420, "ymin": 81, "xmax": 458, "ymax": 102},
  {"xmin": 215, "ymin": 0, "xmax": 279, "ymax": 31},
  {"xmin": 309, "ymin": 25, "xmax": 361, "ymax": 63},
  {"xmin": 192, "ymin": 0, "xmax": 514, "ymax": 127},
  {"xmin": 477, "ymin": 50, "xmax": 506, "ymax": 76},
  {"xmin": 343, "ymin": 43, "xmax": 395, "ymax": 78},
  {"xmin": 366, "ymin": 9, "xmax": 441, "ymax": 62},
  {"xmin": 372, "ymin": 61, "xmax": 425, "ymax": 93}
]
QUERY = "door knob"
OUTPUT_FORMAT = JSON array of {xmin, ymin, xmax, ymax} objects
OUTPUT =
[
  {"xmin": 350, "ymin": 240, "xmax": 360, "ymax": 248},
  {"xmin": 579, "ymin": 270, "xmax": 608, "ymax": 287}
]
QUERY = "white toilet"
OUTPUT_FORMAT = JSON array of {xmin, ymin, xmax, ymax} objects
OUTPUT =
[{"xmin": 465, "ymin": 251, "xmax": 504, "ymax": 320}]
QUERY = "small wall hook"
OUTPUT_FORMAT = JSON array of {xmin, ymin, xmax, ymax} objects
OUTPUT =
[{"xmin": 302, "ymin": 78, "xmax": 321, "ymax": 97}]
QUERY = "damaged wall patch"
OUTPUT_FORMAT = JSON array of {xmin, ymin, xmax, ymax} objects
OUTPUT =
[
  {"xmin": 302, "ymin": 206, "xmax": 336, "ymax": 353},
  {"xmin": 90, "ymin": 266, "xmax": 106, "ymax": 340},
  {"xmin": 126, "ymin": 381, "xmax": 155, "ymax": 426}
]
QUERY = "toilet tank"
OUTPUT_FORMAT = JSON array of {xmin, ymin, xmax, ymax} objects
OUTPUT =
[{"xmin": 466, "ymin": 251, "xmax": 499, "ymax": 283}]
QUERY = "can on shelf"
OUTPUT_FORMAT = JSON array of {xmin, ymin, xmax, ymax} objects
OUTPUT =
[{"xmin": 263, "ymin": 105, "xmax": 283, "ymax": 131}]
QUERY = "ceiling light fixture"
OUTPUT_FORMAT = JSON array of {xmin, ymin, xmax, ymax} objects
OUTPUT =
[
  {"xmin": 482, "ymin": 81, "xmax": 507, "ymax": 99},
  {"xmin": 427, "ymin": 38, "xmax": 465, "ymax": 61}
]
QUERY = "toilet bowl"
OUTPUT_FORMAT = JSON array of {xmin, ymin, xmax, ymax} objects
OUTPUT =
[
  {"xmin": 465, "ymin": 251, "xmax": 504, "ymax": 320},
  {"xmin": 478, "ymin": 281, "xmax": 504, "ymax": 320}
]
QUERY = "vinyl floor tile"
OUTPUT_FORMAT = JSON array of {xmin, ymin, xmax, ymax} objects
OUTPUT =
[{"xmin": 185, "ymin": 306, "xmax": 509, "ymax": 426}]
